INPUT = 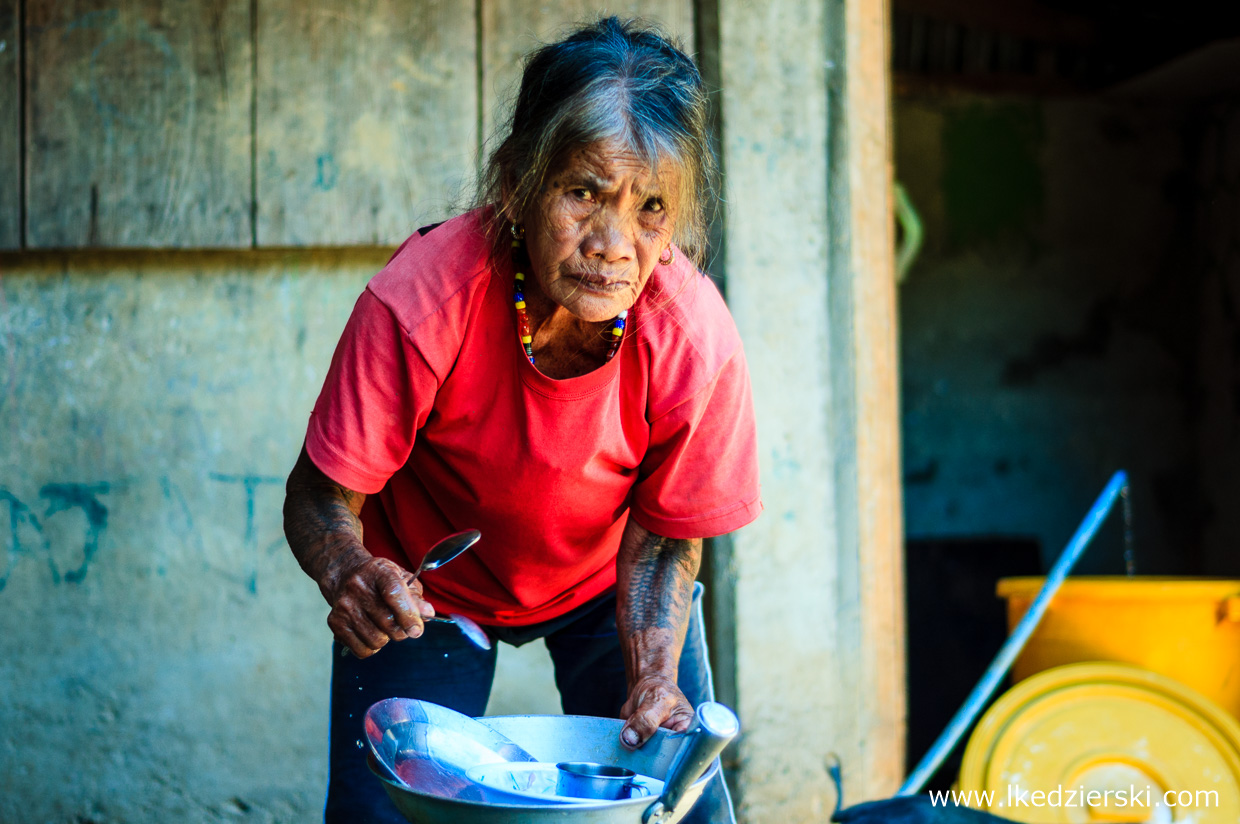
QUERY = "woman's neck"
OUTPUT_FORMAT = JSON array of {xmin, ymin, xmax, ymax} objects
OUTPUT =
[{"xmin": 522, "ymin": 278, "xmax": 615, "ymax": 379}]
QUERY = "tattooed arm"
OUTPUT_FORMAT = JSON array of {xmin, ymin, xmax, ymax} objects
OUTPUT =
[
  {"xmin": 616, "ymin": 518, "xmax": 703, "ymax": 749},
  {"xmin": 283, "ymin": 444, "xmax": 434, "ymax": 657}
]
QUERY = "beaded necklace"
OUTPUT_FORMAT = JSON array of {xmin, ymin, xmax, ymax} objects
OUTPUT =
[{"xmin": 512, "ymin": 235, "xmax": 627, "ymax": 366}]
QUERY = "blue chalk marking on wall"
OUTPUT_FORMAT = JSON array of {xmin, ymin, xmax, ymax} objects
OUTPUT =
[
  {"xmin": 39, "ymin": 482, "xmax": 111, "ymax": 583},
  {"xmin": 208, "ymin": 473, "xmax": 284, "ymax": 594},
  {"xmin": 0, "ymin": 483, "xmax": 111, "ymax": 589},
  {"xmin": 0, "ymin": 488, "xmax": 43, "ymax": 592},
  {"xmin": 316, "ymin": 155, "xmax": 339, "ymax": 190},
  {"xmin": 0, "ymin": 474, "xmax": 288, "ymax": 595},
  {"xmin": 159, "ymin": 475, "xmax": 208, "ymax": 577}
]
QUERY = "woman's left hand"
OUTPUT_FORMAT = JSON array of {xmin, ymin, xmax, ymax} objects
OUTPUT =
[{"xmin": 620, "ymin": 674, "xmax": 696, "ymax": 749}]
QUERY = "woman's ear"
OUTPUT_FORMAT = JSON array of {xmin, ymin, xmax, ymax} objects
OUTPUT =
[{"xmin": 498, "ymin": 172, "xmax": 519, "ymax": 225}]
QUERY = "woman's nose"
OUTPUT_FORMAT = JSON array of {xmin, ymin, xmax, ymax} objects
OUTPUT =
[{"xmin": 582, "ymin": 213, "xmax": 634, "ymax": 262}]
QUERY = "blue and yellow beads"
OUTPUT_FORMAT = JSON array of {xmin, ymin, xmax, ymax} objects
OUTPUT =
[
  {"xmin": 512, "ymin": 238, "xmax": 628, "ymax": 366},
  {"xmin": 513, "ymin": 270, "xmax": 535, "ymax": 363},
  {"xmin": 606, "ymin": 311, "xmax": 627, "ymax": 361}
]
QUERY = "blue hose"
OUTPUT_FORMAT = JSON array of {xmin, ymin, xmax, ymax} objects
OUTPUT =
[{"xmin": 897, "ymin": 470, "xmax": 1129, "ymax": 796}]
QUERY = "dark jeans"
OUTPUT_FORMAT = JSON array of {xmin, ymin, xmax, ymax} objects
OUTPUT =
[{"xmin": 325, "ymin": 582, "xmax": 736, "ymax": 824}]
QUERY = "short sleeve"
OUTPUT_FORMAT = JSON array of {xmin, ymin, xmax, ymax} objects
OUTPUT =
[
  {"xmin": 304, "ymin": 288, "xmax": 437, "ymax": 494},
  {"xmin": 629, "ymin": 349, "xmax": 763, "ymax": 539}
]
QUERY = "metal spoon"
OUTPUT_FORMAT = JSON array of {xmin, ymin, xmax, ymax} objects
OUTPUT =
[
  {"xmin": 412, "ymin": 528, "xmax": 481, "ymax": 575},
  {"xmin": 342, "ymin": 529, "xmax": 491, "ymax": 654},
  {"xmin": 433, "ymin": 613, "xmax": 492, "ymax": 651},
  {"xmin": 405, "ymin": 529, "xmax": 491, "ymax": 650},
  {"xmin": 344, "ymin": 613, "xmax": 491, "ymax": 654}
]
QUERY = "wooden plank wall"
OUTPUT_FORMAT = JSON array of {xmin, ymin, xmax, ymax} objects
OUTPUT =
[
  {"xmin": 25, "ymin": 1, "xmax": 252, "ymax": 248},
  {"xmin": 255, "ymin": 1, "xmax": 477, "ymax": 246},
  {"xmin": 0, "ymin": 0, "xmax": 19, "ymax": 249},
  {"xmin": 11, "ymin": 1, "xmax": 697, "ymax": 249}
]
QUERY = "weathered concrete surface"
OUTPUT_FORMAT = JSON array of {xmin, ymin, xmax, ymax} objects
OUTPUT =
[
  {"xmin": 897, "ymin": 96, "xmax": 1196, "ymax": 574},
  {"xmin": 719, "ymin": 0, "xmax": 837, "ymax": 815},
  {"xmin": 488, "ymin": 643, "xmax": 562, "ymax": 716},
  {"xmin": 0, "ymin": 251, "xmax": 559, "ymax": 822},
  {"xmin": 720, "ymin": 0, "xmax": 904, "ymax": 818}
]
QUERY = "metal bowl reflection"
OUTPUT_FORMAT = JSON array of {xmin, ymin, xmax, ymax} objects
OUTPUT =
[{"xmin": 367, "ymin": 712, "xmax": 717, "ymax": 824}]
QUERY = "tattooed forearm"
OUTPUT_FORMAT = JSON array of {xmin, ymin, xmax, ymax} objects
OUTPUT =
[
  {"xmin": 620, "ymin": 534, "xmax": 699, "ymax": 632},
  {"xmin": 614, "ymin": 521, "xmax": 701, "ymax": 746},
  {"xmin": 616, "ymin": 520, "xmax": 702, "ymax": 681},
  {"xmin": 283, "ymin": 444, "xmax": 370, "ymax": 602}
]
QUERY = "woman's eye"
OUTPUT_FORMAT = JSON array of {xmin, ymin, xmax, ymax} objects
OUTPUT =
[
  {"xmin": 644, "ymin": 198, "xmax": 664, "ymax": 213},
  {"xmin": 571, "ymin": 188, "xmax": 593, "ymax": 201}
]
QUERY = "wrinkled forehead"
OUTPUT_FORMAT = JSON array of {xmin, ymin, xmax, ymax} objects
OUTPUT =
[{"xmin": 551, "ymin": 136, "xmax": 683, "ymax": 198}]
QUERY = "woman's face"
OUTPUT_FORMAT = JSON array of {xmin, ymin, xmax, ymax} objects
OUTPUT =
[{"xmin": 520, "ymin": 139, "xmax": 679, "ymax": 324}]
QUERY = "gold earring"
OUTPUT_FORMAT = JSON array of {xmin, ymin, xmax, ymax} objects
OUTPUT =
[
  {"xmin": 659, "ymin": 247, "xmax": 675, "ymax": 266},
  {"xmin": 510, "ymin": 223, "xmax": 525, "ymax": 241}
]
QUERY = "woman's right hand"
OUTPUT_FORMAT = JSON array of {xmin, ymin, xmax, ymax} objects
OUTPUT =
[
  {"xmin": 323, "ymin": 555, "xmax": 436, "ymax": 658},
  {"xmin": 284, "ymin": 444, "xmax": 437, "ymax": 658}
]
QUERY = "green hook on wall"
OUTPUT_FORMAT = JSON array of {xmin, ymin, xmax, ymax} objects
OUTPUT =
[{"xmin": 894, "ymin": 181, "xmax": 924, "ymax": 282}]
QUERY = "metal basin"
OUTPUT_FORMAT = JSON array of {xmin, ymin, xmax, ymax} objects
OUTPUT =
[{"xmin": 369, "ymin": 714, "xmax": 718, "ymax": 824}]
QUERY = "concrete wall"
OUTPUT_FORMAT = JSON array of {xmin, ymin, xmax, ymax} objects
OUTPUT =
[
  {"xmin": 721, "ymin": 0, "xmax": 904, "ymax": 817},
  {"xmin": 719, "ymin": 0, "xmax": 838, "ymax": 814},
  {"xmin": 896, "ymin": 94, "xmax": 1199, "ymax": 573},
  {"xmin": 0, "ymin": 252, "xmax": 559, "ymax": 823}
]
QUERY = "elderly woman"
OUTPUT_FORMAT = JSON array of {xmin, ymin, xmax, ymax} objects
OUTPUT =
[{"xmin": 283, "ymin": 17, "xmax": 760, "ymax": 824}]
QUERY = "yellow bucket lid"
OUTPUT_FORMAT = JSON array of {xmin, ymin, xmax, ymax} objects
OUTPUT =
[
  {"xmin": 997, "ymin": 576, "xmax": 1240, "ymax": 601},
  {"xmin": 959, "ymin": 662, "xmax": 1240, "ymax": 823}
]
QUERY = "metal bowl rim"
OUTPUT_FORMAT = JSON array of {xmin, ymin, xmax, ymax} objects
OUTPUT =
[
  {"xmin": 366, "ymin": 715, "xmax": 719, "ymax": 812},
  {"xmin": 481, "ymin": 714, "xmax": 719, "ymax": 791}
]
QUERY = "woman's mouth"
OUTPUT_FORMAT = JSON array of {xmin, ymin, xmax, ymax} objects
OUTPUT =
[{"xmin": 565, "ymin": 272, "xmax": 628, "ymax": 294}]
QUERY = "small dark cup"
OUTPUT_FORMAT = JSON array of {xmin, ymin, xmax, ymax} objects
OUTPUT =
[{"xmin": 555, "ymin": 762, "xmax": 645, "ymax": 800}]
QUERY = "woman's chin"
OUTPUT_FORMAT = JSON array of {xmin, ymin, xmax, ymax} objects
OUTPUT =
[{"xmin": 559, "ymin": 293, "xmax": 632, "ymax": 324}]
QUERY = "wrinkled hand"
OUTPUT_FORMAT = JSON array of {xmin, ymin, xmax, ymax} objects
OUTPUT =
[
  {"xmin": 324, "ymin": 556, "xmax": 435, "ymax": 657},
  {"xmin": 619, "ymin": 674, "xmax": 695, "ymax": 750}
]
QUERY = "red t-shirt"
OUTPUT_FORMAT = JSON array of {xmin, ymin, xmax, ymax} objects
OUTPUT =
[{"xmin": 305, "ymin": 209, "xmax": 762, "ymax": 627}]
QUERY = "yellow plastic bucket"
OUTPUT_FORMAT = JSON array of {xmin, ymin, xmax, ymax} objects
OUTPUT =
[
  {"xmin": 959, "ymin": 662, "xmax": 1240, "ymax": 823},
  {"xmin": 998, "ymin": 576, "xmax": 1240, "ymax": 719}
]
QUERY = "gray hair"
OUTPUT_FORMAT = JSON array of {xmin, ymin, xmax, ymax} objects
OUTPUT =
[{"xmin": 478, "ymin": 16, "xmax": 716, "ymax": 266}]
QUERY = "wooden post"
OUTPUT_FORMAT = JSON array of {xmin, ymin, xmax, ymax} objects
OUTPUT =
[{"xmin": 834, "ymin": 0, "xmax": 905, "ymax": 799}]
